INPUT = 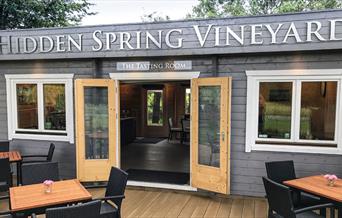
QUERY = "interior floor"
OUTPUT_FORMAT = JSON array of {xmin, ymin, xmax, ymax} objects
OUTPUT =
[{"xmin": 121, "ymin": 139, "xmax": 190, "ymax": 174}]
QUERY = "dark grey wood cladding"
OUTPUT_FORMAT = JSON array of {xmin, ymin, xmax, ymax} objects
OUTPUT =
[
  {"xmin": 0, "ymin": 51, "xmax": 341, "ymax": 196},
  {"xmin": 1, "ymin": 10, "xmax": 342, "ymax": 60},
  {"xmin": 0, "ymin": 10, "xmax": 342, "ymax": 197}
]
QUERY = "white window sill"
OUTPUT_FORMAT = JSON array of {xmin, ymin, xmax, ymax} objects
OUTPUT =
[
  {"xmin": 249, "ymin": 144, "xmax": 342, "ymax": 155},
  {"xmin": 10, "ymin": 133, "xmax": 74, "ymax": 143}
]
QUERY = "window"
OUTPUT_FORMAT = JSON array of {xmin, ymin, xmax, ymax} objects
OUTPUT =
[
  {"xmin": 147, "ymin": 90, "xmax": 163, "ymax": 126},
  {"xmin": 185, "ymin": 88, "xmax": 191, "ymax": 114},
  {"xmin": 6, "ymin": 74, "xmax": 74, "ymax": 142},
  {"xmin": 246, "ymin": 70, "xmax": 342, "ymax": 154}
]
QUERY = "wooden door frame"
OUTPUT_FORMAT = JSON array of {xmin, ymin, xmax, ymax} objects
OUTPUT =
[
  {"xmin": 191, "ymin": 77, "xmax": 232, "ymax": 194},
  {"xmin": 75, "ymin": 79, "xmax": 117, "ymax": 182},
  {"xmin": 110, "ymin": 72, "xmax": 200, "ymax": 190}
]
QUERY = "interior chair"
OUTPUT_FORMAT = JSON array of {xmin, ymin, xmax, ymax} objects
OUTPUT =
[
  {"xmin": 262, "ymin": 177, "xmax": 334, "ymax": 218},
  {"xmin": 86, "ymin": 167, "xmax": 128, "ymax": 218},
  {"xmin": 168, "ymin": 118, "xmax": 182, "ymax": 141},
  {"xmin": 21, "ymin": 162, "xmax": 60, "ymax": 185},
  {"xmin": 21, "ymin": 143, "xmax": 55, "ymax": 164},
  {"xmin": 181, "ymin": 119, "xmax": 190, "ymax": 144},
  {"xmin": 265, "ymin": 160, "xmax": 324, "ymax": 215},
  {"xmin": 0, "ymin": 158, "xmax": 12, "ymax": 200},
  {"xmin": 0, "ymin": 141, "xmax": 9, "ymax": 152},
  {"xmin": 32, "ymin": 200, "xmax": 101, "ymax": 218}
]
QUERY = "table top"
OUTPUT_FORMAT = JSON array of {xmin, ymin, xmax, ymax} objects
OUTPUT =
[
  {"xmin": 284, "ymin": 175, "xmax": 342, "ymax": 202},
  {"xmin": 10, "ymin": 179, "xmax": 92, "ymax": 212},
  {"xmin": 0, "ymin": 151, "xmax": 22, "ymax": 162}
]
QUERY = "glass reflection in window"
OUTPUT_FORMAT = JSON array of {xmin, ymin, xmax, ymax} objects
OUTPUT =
[
  {"xmin": 16, "ymin": 84, "xmax": 38, "ymax": 129},
  {"xmin": 44, "ymin": 84, "xmax": 66, "ymax": 131},
  {"xmin": 300, "ymin": 81, "xmax": 337, "ymax": 141},
  {"xmin": 258, "ymin": 82, "xmax": 292, "ymax": 139}
]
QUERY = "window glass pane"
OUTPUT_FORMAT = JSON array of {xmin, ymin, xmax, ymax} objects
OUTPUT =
[
  {"xmin": 258, "ymin": 82, "xmax": 292, "ymax": 139},
  {"xmin": 84, "ymin": 87, "xmax": 109, "ymax": 159},
  {"xmin": 300, "ymin": 81, "xmax": 337, "ymax": 141},
  {"xmin": 185, "ymin": 88, "xmax": 191, "ymax": 114},
  {"xmin": 16, "ymin": 84, "xmax": 38, "ymax": 129},
  {"xmin": 44, "ymin": 84, "xmax": 66, "ymax": 131},
  {"xmin": 198, "ymin": 86, "xmax": 220, "ymax": 168},
  {"xmin": 147, "ymin": 90, "xmax": 163, "ymax": 126}
]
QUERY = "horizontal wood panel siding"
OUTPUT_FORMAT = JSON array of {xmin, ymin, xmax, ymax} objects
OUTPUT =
[
  {"xmin": 0, "ymin": 10, "xmax": 342, "ymax": 60},
  {"xmin": 217, "ymin": 51, "xmax": 342, "ymax": 196},
  {"xmin": 0, "ymin": 59, "xmax": 96, "ymax": 179}
]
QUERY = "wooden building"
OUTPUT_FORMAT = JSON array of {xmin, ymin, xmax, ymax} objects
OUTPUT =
[{"xmin": 1, "ymin": 9, "xmax": 342, "ymax": 196}]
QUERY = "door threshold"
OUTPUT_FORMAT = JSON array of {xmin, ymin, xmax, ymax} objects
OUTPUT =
[{"xmin": 127, "ymin": 180, "xmax": 197, "ymax": 192}]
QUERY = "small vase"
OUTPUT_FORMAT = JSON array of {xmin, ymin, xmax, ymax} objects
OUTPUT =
[
  {"xmin": 44, "ymin": 184, "xmax": 52, "ymax": 193},
  {"xmin": 328, "ymin": 179, "xmax": 335, "ymax": 187}
]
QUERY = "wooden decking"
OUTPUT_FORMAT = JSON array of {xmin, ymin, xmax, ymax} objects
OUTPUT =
[{"xmin": 1, "ymin": 188, "xmax": 268, "ymax": 218}]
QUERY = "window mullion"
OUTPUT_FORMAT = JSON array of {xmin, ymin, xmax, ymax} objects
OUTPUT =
[
  {"xmin": 37, "ymin": 83, "xmax": 45, "ymax": 131},
  {"xmin": 293, "ymin": 80, "xmax": 301, "ymax": 142}
]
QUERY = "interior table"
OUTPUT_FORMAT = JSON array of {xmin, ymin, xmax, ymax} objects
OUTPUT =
[
  {"xmin": 10, "ymin": 179, "xmax": 92, "ymax": 216},
  {"xmin": 284, "ymin": 175, "xmax": 342, "ymax": 218},
  {"xmin": 0, "ymin": 151, "xmax": 22, "ymax": 186}
]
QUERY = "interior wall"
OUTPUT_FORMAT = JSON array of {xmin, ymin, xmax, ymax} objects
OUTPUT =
[{"xmin": 120, "ymin": 82, "xmax": 189, "ymax": 138}]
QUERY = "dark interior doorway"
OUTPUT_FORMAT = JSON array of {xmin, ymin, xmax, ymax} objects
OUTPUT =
[{"xmin": 119, "ymin": 80, "xmax": 191, "ymax": 185}]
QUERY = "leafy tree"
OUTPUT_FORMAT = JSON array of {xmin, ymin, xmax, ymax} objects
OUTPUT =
[
  {"xmin": 187, "ymin": 0, "xmax": 342, "ymax": 18},
  {"xmin": 0, "ymin": 0, "xmax": 96, "ymax": 30},
  {"xmin": 141, "ymin": 11, "xmax": 170, "ymax": 22}
]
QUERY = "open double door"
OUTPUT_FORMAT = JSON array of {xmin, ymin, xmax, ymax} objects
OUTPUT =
[{"xmin": 75, "ymin": 77, "xmax": 231, "ymax": 194}]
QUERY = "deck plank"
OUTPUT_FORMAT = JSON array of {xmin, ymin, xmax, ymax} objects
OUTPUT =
[
  {"xmin": 229, "ymin": 198, "xmax": 244, "ymax": 218},
  {"xmin": 216, "ymin": 198, "xmax": 233, "ymax": 218},
  {"xmin": 1, "ymin": 188, "xmax": 268, "ymax": 218}
]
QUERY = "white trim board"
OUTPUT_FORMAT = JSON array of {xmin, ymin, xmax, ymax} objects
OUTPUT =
[
  {"xmin": 127, "ymin": 180, "xmax": 197, "ymax": 192},
  {"xmin": 109, "ymin": 71, "xmax": 200, "ymax": 80}
]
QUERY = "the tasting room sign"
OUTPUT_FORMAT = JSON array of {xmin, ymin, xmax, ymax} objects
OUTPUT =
[{"xmin": 0, "ymin": 19, "xmax": 342, "ymax": 55}]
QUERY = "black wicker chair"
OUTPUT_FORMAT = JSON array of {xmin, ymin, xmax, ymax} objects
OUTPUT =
[
  {"xmin": 21, "ymin": 162, "xmax": 60, "ymax": 185},
  {"xmin": 31, "ymin": 200, "xmax": 101, "ymax": 218},
  {"xmin": 265, "ymin": 160, "xmax": 324, "ymax": 214},
  {"xmin": 21, "ymin": 143, "xmax": 55, "ymax": 164},
  {"xmin": 0, "ymin": 141, "xmax": 9, "ymax": 152},
  {"xmin": 87, "ymin": 167, "xmax": 128, "ymax": 218},
  {"xmin": 0, "ymin": 158, "xmax": 12, "ymax": 200},
  {"xmin": 263, "ymin": 177, "xmax": 334, "ymax": 218}
]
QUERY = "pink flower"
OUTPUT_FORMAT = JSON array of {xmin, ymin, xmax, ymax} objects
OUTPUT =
[
  {"xmin": 43, "ymin": 180, "xmax": 54, "ymax": 185},
  {"xmin": 324, "ymin": 174, "xmax": 338, "ymax": 181}
]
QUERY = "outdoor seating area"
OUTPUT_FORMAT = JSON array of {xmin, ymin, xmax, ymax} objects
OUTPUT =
[
  {"xmin": 263, "ymin": 160, "xmax": 342, "ymax": 218},
  {"xmin": 1, "ymin": 137, "xmax": 341, "ymax": 218},
  {"xmin": 0, "ymin": 141, "xmax": 128, "ymax": 218}
]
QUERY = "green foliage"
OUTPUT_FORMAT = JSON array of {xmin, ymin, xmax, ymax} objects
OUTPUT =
[
  {"xmin": 0, "ymin": 0, "xmax": 96, "ymax": 30},
  {"xmin": 188, "ymin": 0, "xmax": 342, "ymax": 18}
]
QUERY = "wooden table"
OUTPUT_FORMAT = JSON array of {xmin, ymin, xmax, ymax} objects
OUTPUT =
[
  {"xmin": 284, "ymin": 175, "xmax": 342, "ymax": 217},
  {"xmin": 10, "ymin": 179, "xmax": 92, "ymax": 215},
  {"xmin": 0, "ymin": 151, "xmax": 22, "ymax": 186}
]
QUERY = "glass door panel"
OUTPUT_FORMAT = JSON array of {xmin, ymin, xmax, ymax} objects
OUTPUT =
[
  {"xmin": 84, "ymin": 87, "xmax": 109, "ymax": 160},
  {"xmin": 198, "ymin": 86, "xmax": 221, "ymax": 167}
]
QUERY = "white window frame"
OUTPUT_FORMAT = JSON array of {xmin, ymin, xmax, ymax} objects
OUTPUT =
[
  {"xmin": 5, "ymin": 74, "xmax": 74, "ymax": 143},
  {"xmin": 245, "ymin": 69, "xmax": 342, "ymax": 155}
]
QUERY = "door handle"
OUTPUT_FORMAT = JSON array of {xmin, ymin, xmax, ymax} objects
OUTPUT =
[{"xmin": 221, "ymin": 131, "xmax": 225, "ymax": 142}]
